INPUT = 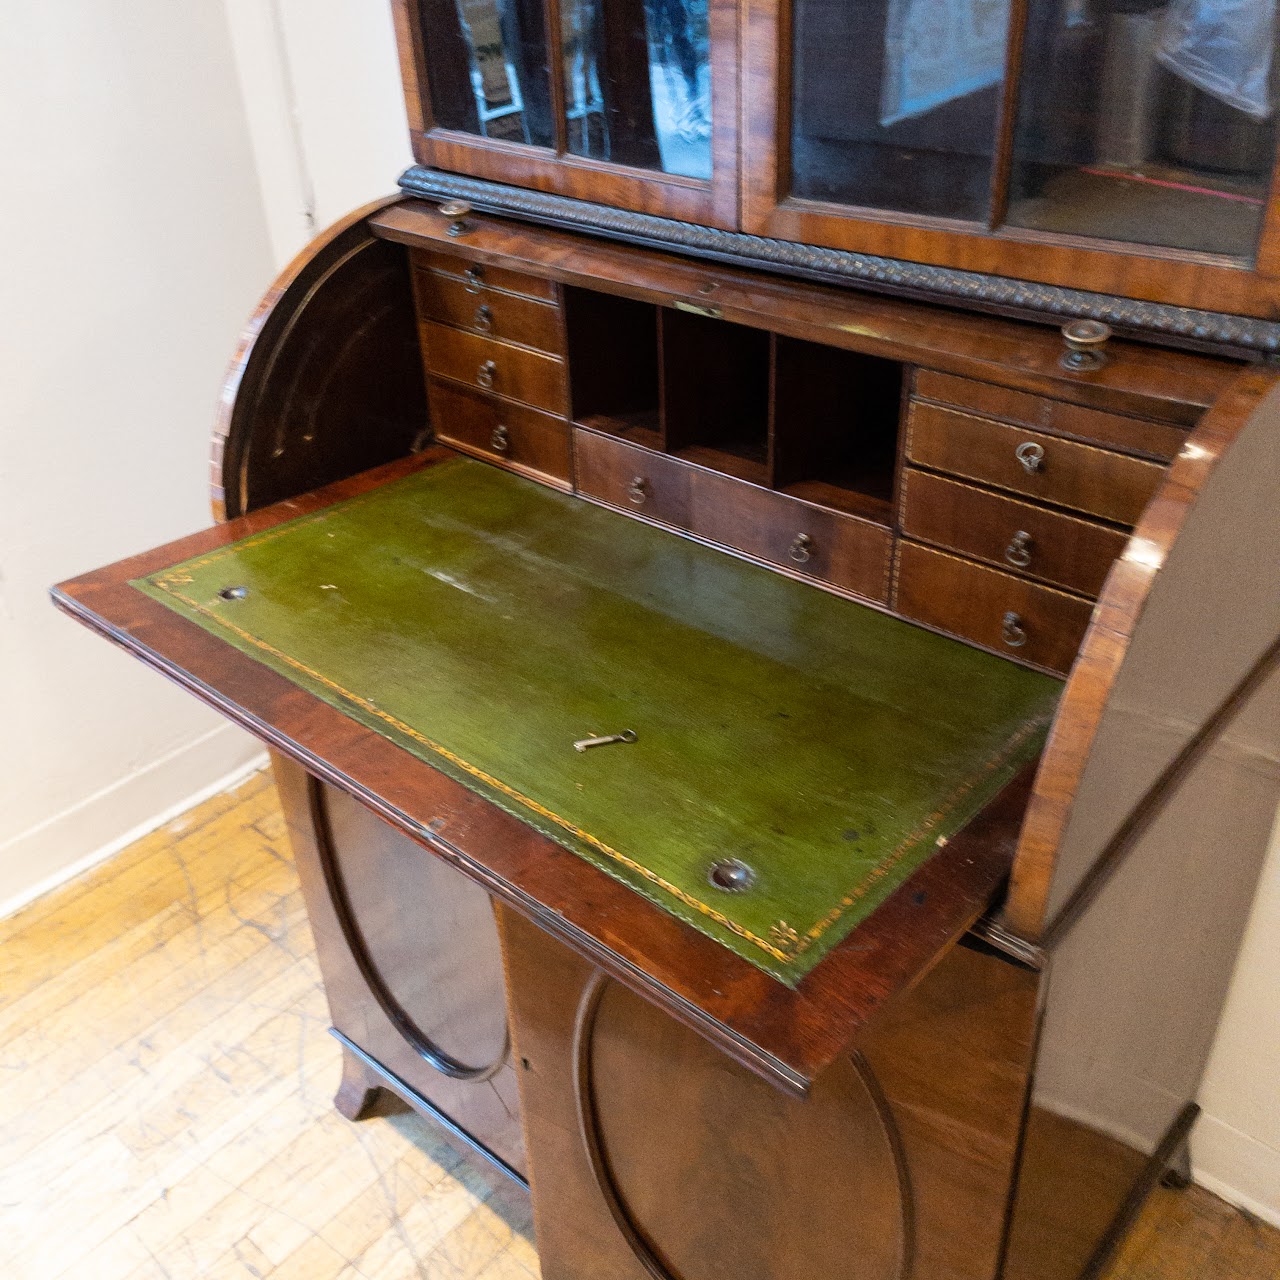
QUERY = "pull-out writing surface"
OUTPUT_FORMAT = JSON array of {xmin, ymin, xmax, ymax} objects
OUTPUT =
[
  {"xmin": 129, "ymin": 456, "xmax": 1057, "ymax": 985},
  {"xmin": 53, "ymin": 452, "xmax": 1054, "ymax": 1088}
]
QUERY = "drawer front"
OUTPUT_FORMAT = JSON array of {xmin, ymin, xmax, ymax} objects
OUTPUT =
[
  {"xmin": 914, "ymin": 369, "xmax": 1187, "ymax": 461},
  {"xmin": 411, "ymin": 250, "xmax": 557, "ymax": 302},
  {"xmin": 692, "ymin": 471, "xmax": 893, "ymax": 604},
  {"xmin": 422, "ymin": 322, "xmax": 568, "ymax": 416},
  {"xmin": 574, "ymin": 430, "xmax": 692, "ymax": 528},
  {"xmin": 415, "ymin": 269, "xmax": 565, "ymax": 354},
  {"xmin": 895, "ymin": 541, "xmax": 1094, "ymax": 675},
  {"xmin": 906, "ymin": 401, "xmax": 1164, "ymax": 525},
  {"xmin": 429, "ymin": 380, "xmax": 571, "ymax": 484},
  {"xmin": 899, "ymin": 469, "xmax": 1129, "ymax": 598}
]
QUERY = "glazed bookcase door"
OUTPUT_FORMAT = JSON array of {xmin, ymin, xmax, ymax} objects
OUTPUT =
[
  {"xmin": 395, "ymin": 0, "xmax": 738, "ymax": 226},
  {"xmin": 740, "ymin": 0, "xmax": 1280, "ymax": 316}
]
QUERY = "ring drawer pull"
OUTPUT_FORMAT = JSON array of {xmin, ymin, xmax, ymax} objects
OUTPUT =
[
  {"xmin": 1001, "ymin": 611, "xmax": 1028, "ymax": 648},
  {"xmin": 477, "ymin": 359, "xmax": 497, "ymax": 389},
  {"xmin": 1016, "ymin": 442, "xmax": 1046, "ymax": 474},
  {"xmin": 789, "ymin": 533, "xmax": 814, "ymax": 564},
  {"xmin": 464, "ymin": 264, "xmax": 485, "ymax": 292},
  {"xmin": 490, "ymin": 424, "xmax": 510, "ymax": 453},
  {"xmin": 1005, "ymin": 531, "xmax": 1034, "ymax": 568},
  {"xmin": 474, "ymin": 304, "xmax": 493, "ymax": 334},
  {"xmin": 627, "ymin": 476, "xmax": 648, "ymax": 505}
]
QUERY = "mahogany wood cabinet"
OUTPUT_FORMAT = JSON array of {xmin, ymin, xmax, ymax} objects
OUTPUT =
[{"xmin": 52, "ymin": 5, "xmax": 1280, "ymax": 1280}]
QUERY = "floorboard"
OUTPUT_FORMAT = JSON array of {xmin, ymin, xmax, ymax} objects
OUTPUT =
[{"xmin": 1, "ymin": 769, "xmax": 1274, "ymax": 1279}]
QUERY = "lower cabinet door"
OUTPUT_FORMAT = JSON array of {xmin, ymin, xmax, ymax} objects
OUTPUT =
[
  {"xmin": 497, "ymin": 903, "xmax": 1040, "ymax": 1280},
  {"xmin": 273, "ymin": 754, "xmax": 526, "ymax": 1177}
]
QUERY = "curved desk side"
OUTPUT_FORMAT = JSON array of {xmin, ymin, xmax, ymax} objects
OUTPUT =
[{"xmin": 211, "ymin": 196, "xmax": 427, "ymax": 524}]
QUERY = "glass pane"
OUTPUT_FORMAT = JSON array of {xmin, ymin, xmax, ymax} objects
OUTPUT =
[
  {"xmin": 561, "ymin": 0, "xmax": 712, "ymax": 178},
  {"xmin": 790, "ymin": 0, "xmax": 1012, "ymax": 220},
  {"xmin": 1005, "ymin": 0, "xmax": 1277, "ymax": 259},
  {"xmin": 419, "ymin": 0, "xmax": 555, "ymax": 147}
]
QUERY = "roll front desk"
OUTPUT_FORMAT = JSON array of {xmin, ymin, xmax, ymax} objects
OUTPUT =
[{"xmin": 54, "ymin": 4, "xmax": 1280, "ymax": 1277}]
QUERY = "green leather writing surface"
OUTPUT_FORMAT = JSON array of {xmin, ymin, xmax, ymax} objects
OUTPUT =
[{"xmin": 134, "ymin": 458, "xmax": 1060, "ymax": 984}]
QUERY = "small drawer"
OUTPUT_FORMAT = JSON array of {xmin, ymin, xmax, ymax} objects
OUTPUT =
[
  {"xmin": 906, "ymin": 401, "xmax": 1164, "ymax": 525},
  {"xmin": 415, "ymin": 269, "xmax": 564, "ymax": 354},
  {"xmin": 691, "ymin": 471, "xmax": 893, "ymax": 604},
  {"xmin": 421, "ymin": 321, "xmax": 568, "ymax": 416},
  {"xmin": 411, "ymin": 250, "xmax": 557, "ymax": 302},
  {"xmin": 429, "ymin": 380, "xmax": 571, "ymax": 485},
  {"xmin": 894, "ymin": 541, "xmax": 1094, "ymax": 675},
  {"xmin": 914, "ymin": 369, "xmax": 1187, "ymax": 461},
  {"xmin": 899, "ymin": 469, "xmax": 1129, "ymax": 598},
  {"xmin": 575, "ymin": 430, "xmax": 692, "ymax": 528}
]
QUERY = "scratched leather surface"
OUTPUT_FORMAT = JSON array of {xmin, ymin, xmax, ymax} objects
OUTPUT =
[{"xmin": 134, "ymin": 458, "xmax": 1060, "ymax": 984}]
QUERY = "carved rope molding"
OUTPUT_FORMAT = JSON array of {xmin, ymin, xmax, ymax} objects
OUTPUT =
[{"xmin": 398, "ymin": 167, "xmax": 1280, "ymax": 355}]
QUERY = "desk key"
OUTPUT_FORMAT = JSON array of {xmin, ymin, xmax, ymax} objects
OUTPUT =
[{"xmin": 573, "ymin": 730, "xmax": 638, "ymax": 752}]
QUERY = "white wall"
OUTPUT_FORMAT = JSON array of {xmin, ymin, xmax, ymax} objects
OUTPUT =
[
  {"xmin": 223, "ymin": 0, "xmax": 411, "ymax": 268},
  {"xmin": 0, "ymin": 2, "xmax": 278, "ymax": 914},
  {"xmin": 1196, "ymin": 813, "xmax": 1280, "ymax": 1223}
]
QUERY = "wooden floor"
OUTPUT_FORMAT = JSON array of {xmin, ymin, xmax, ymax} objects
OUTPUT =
[{"xmin": 1, "ymin": 769, "xmax": 1276, "ymax": 1280}]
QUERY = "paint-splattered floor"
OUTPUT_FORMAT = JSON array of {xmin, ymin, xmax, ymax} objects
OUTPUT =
[{"xmin": 0, "ymin": 769, "xmax": 1274, "ymax": 1279}]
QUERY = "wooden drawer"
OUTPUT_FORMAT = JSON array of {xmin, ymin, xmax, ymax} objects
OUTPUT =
[
  {"xmin": 574, "ymin": 432, "xmax": 892, "ymax": 603},
  {"xmin": 906, "ymin": 401, "xmax": 1164, "ymax": 525},
  {"xmin": 899, "ymin": 469, "xmax": 1129, "ymax": 598},
  {"xmin": 429, "ymin": 380, "xmax": 571, "ymax": 485},
  {"xmin": 421, "ymin": 322, "xmax": 568, "ymax": 416},
  {"xmin": 411, "ymin": 249, "xmax": 557, "ymax": 302},
  {"xmin": 575, "ymin": 430, "xmax": 692, "ymax": 528},
  {"xmin": 895, "ymin": 541, "xmax": 1094, "ymax": 675},
  {"xmin": 692, "ymin": 470, "xmax": 893, "ymax": 604},
  {"xmin": 415, "ymin": 268, "xmax": 564, "ymax": 354},
  {"xmin": 914, "ymin": 369, "xmax": 1188, "ymax": 461}
]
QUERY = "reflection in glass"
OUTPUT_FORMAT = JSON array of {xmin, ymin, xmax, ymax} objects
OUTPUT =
[
  {"xmin": 561, "ymin": 0, "xmax": 712, "ymax": 178},
  {"xmin": 790, "ymin": 0, "xmax": 1011, "ymax": 219},
  {"xmin": 419, "ymin": 0, "xmax": 555, "ymax": 147},
  {"xmin": 1005, "ymin": 0, "xmax": 1277, "ymax": 259}
]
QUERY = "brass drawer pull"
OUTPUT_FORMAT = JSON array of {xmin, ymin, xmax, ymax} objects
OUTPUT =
[
  {"xmin": 627, "ymin": 476, "xmax": 648, "ymax": 505},
  {"xmin": 1001, "ymin": 611, "xmax": 1028, "ymax": 648},
  {"xmin": 474, "ymin": 304, "xmax": 493, "ymax": 334},
  {"xmin": 789, "ymin": 533, "xmax": 814, "ymax": 564},
  {"xmin": 1016, "ymin": 442, "xmax": 1045, "ymax": 474},
  {"xmin": 490, "ymin": 425, "xmax": 510, "ymax": 453},
  {"xmin": 1060, "ymin": 319, "xmax": 1111, "ymax": 372},
  {"xmin": 1005, "ymin": 530, "xmax": 1034, "ymax": 569},
  {"xmin": 440, "ymin": 199, "xmax": 472, "ymax": 237},
  {"xmin": 464, "ymin": 263, "xmax": 485, "ymax": 292},
  {"xmin": 477, "ymin": 359, "xmax": 497, "ymax": 389}
]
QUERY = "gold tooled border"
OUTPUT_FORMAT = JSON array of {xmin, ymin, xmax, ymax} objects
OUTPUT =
[{"xmin": 144, "ymin": 469, "xmax": 1049, "ymax": 972}]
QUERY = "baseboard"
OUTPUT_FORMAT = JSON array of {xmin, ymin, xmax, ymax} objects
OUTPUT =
[
  {"xmin": 0, "ymin": 725, "xmax": 268, "ymax": 919},
  {"xmin": 1192, "ymin": 1112, "xmax": 1280, "ymax": 1229}
]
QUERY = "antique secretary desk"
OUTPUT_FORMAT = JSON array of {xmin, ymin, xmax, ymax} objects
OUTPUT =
[{"xmin": 54, "ymin": 2, "xmax": 1280, "ymax": 1278}]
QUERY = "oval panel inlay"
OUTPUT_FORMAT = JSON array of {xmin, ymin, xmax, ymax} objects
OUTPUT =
[
  {"xmin": 316, "ymin": 781, "xmax": 509, "ymax": 1080},
  {"xmin": 575, "ymin": 976, "xmax": 911, "ymax": 1280}
]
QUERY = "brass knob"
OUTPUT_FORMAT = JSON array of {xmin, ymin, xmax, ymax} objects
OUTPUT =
[
  {"xmin": 1016, "ymin": 441, "xmax": 1045, "ymax": 475},
  {"xmin": 440, "ymin": 199, "xmax": 473, "ymax": 237},
  {"xmin": 1001, "ymin": 611, "xmax": 1028, "ymax": 648},
  {"xmin": 627, "ymin": 476, "xmax": 648, "ymax": 505},
  {"xmin": 1060, "ymin": 320, "xmax": 1111, "ymax": 372},
  {"xmin": 477, "ymin": 359, "xmax": 497, "ymax": 389},
  {"xmin": 474, "ymin": 304, "xmax": 494, "ymax": 334},
  {"xmin": 490, "ymin": 424, "xmax": 510, "ymax": 453},
  {"xmin": 464, "ymin": 263, "xmax": 485, "ymax": 292},
  {"xmin": 1005, "ymin": 531, "xmax": 1033, "ymax": 569},
  {"xmin": 789, "ymin": 533, "xmax": 814, "ymax": 564}
]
